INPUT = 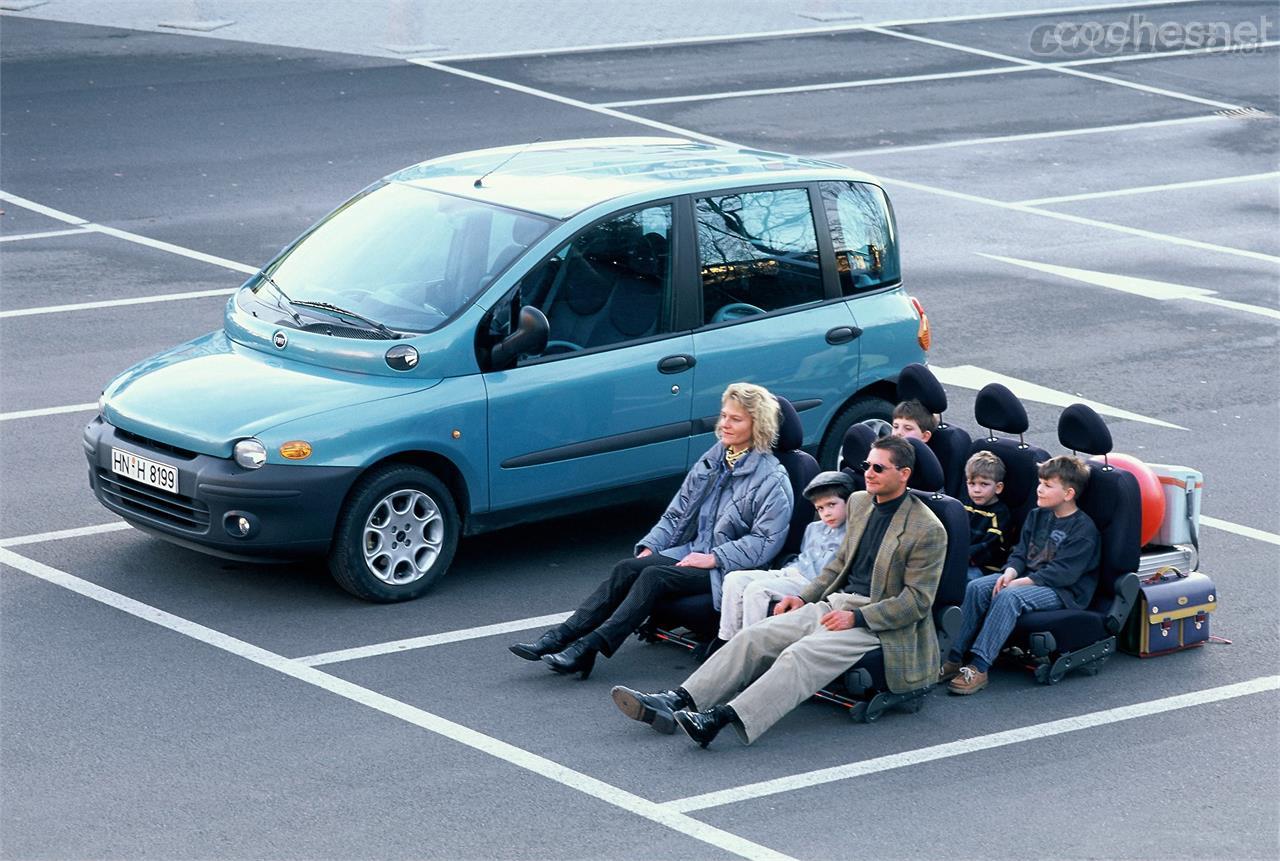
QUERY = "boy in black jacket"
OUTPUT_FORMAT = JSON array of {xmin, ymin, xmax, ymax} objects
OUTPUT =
[
  {"xmin": 963, "ymin": 451, "xmax": 1012, "ymax": 580},
  {"xmin": 944, "ymin": 455, "xmax": 1100, "ymax": 694}
]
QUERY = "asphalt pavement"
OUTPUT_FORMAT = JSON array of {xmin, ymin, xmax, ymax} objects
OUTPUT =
[{"xmin": 1, "ymin": 2, "xmax": 1278, "ymax": 859}]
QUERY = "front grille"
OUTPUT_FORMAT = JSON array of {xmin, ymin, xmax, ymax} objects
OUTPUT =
[
  {"xmin": 114, "ymin": 428, "xmax": 199, "ymax": 460},
  {"xmin": 97, "ymin": 469, "xmax": 210, "ymax": 532}
]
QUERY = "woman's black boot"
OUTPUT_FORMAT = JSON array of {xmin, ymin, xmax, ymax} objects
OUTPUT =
[
  {"xmin": 542, "ymin": 636, "xmax": 600, "ymax": 680},
  {"xmin": 509, "ymin": 629, "xmax": 569, "ymax": 661},
  {"xmin": 673, "ymin": 704, "xmax": 738, "ymax": 749}
]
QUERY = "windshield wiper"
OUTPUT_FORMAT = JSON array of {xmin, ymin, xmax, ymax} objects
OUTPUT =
[
  {"xmin": 256, "ymin": 271, "xmax": 304, "ymax": 326},
  {"xmin": 292, "ymin": 300, "xmax": 397, "ymax": 340}
]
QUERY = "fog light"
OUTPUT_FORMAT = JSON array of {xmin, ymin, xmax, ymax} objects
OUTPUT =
[
  {"xmin": 223, "ymin": 511, "xmax": 259, "ymax": 539},
  {"xmin": 280, "ymin": 440, "xmax": 312, "ymax": 460},
  {"xmin": 233, "ymin": 438, "xmax": 267, "ymax": 469}
]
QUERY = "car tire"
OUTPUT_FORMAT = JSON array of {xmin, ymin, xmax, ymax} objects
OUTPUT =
[
  {"xmin": 328, "ymin": 464, "xmax": 460, "ymax": 602},
  {"xmin": 817, "ymin": 395, "xmax": 894, "ymax": 470}
]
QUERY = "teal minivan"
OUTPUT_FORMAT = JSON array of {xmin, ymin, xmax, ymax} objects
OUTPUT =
[{"xmin": 85, "ymin": 137, "xmax": 930, "ymax": 601}]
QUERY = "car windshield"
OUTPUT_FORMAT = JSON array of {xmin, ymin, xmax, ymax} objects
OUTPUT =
[{"xmin": 251, "ymin": 182, "xmax": 554, "ymax": 333}]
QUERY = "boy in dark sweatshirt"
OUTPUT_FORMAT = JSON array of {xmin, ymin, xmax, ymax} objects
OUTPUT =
[
  {"xmin": 963, "ymin": 451, "xmax": 1012, "ymax": 580},
  {"xmin": 944, "ymin": 455, "xmax": 1100, "ymax": 694}
]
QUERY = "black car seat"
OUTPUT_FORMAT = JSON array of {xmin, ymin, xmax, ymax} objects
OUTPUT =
[
  {"xmin": 817, "ymin": 438, "xmax": 970, "ymax": 721},
  {"xmin": 1006, "ymin": 404, "xmax": 1141, "ymax": 684},
  {"xmin": 897, "ymin": 363, "xmax": 972, "ymax": 500},
  {"xmin": 968, "ymin": 383, "xmax": 1050, "ymax": 548},
  {"xmin": 604, "ymin": 232, "xmax": 667, "ymax": 343},
  {"xmin": 642, "ymin": 396, "xmax": 818, "ymax": 649}
]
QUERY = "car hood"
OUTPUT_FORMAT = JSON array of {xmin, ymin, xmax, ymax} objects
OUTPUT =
[{"xmin": 103, "ymin": 331, "xmax": 438, "ymax": 457}]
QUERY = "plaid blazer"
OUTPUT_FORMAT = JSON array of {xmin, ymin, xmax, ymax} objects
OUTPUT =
[{"xmin": 799, "ymin": 491, "xmax": 946, "ymax": 692}]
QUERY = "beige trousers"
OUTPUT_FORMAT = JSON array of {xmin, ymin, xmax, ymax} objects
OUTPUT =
[{"xmin": 682, "ymin": 594, "xmax": 880, "ymax": 743}]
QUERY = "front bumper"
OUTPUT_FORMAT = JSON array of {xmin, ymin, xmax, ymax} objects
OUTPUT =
[{"xmin": 84, "ymin": 416, "xmax": 360, "ymax": 561}]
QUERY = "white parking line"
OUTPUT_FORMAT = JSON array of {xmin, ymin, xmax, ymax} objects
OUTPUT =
[
  {"xmin": 0, "ymin": 190, "xmax": 257, "ymax": 275},
  {"xmin": 408, "ymin": 60, "xmax": 735, "ymax": 147},
  {"xmin": 862, "ymin": 25, "xmax": 1242, "ymax": 110},
  {"xmin": 876, "ymin": 175, "xmax": 1280, "ymax": 265},
  {"xmin": 425, "ymin": 0, "xmax": 1208, "ymax": 62},
  {"xmin": 296, "ymin": 611, "xmax": 573, "ymax": 666},
  {"xmin": 597, "ymin": 41, "xmax": 1280, "ymax": 110},
  {"xmin": 976, "ymin": 255, "xmax": 1280, "ymax": 321},
  {"xmin": 1201, "ymin": 516, "xmax": 1280, "ymax": 547},
  {"xmin": 0, "ymin": 522, "xmax": 131, "ymax": 548},
  {"xmin": 1015, "ymin": 171, "xmax": 1280, "ymax": 206},
  {"xmin": 813, "ymin": 114, "xmax": 1233, "ymax": 158},
  {"xmin": 665, "ymin": 675, "xmax": 1279, "ymax": 813},
  {"xmin": 0, "ymin": 401, "xmax": 97, "ymax": 422},
  {"xmin": 930, "ymin": 364, "xmax": 1186, "ymax": 430},
  {"xmin": 0, "ymin": 227, "xmax": 93, "ymax": 243},
  {"xmin": 0, "ymin": 287, "xmax": 236, "ymax": 319},
  {"xmin": 0, "ymin": 546, "xmax": 795, "ymax": 861}
]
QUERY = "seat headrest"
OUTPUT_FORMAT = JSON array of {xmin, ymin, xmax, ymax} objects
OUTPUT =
[
  {"xmin": 840, "ymin": 423, "xmax": 877, "ymax": 470},
  {"xmin": 975, "ymin": 383, "xmax": 1029, "ymax": 435},
  {"xmin": 898, "ymin": 363, "xmax": 948, "ymax": 414},
  {"xmin": 905, "ymin": 437, "xmax": 944, "ymax": 492},
  {"xmin": 1059, "ymin": 403, "xmax": 1113, "ymax": 455},
  {"xmin": 773, "ymin": 396, "xmax": 803, "ymax": 452},
  {"xmin": 512, "ymin": 218, "xmax": 545, "ymax": 246}
]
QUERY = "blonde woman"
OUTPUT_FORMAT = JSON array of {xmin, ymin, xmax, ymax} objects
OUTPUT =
[{"xmin": 510, "ymin": 382, "xmax": 794, "ymax": 679}]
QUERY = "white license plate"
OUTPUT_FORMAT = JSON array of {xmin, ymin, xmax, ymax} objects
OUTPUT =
[{"xmin": 111, "ymin": 447, "xmax": 178, "ymax": 495}]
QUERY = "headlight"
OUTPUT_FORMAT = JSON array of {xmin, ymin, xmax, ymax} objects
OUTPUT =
[
  {"xmin": 233, "ymin": 438, "xmax": 267, "ymax": 469},
  {"xmin": 98, "ymin": 392, "xmax": 107, "ymax": 415}
]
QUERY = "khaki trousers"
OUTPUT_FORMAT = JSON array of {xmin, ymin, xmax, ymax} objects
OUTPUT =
[{"xmin": 682, "ymin": 594, "xmax": 880, "ymax": 743}]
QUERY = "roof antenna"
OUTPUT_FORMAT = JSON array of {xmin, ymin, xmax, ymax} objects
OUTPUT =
[{"xmin": 474, "ymin": 137, "xmax": 542, "ymax": 188}]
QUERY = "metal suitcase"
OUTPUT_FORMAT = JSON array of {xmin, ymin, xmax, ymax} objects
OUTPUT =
[{"xmin": 1120, "ymin": 568, "xmax": 1217, "ymax": 657}]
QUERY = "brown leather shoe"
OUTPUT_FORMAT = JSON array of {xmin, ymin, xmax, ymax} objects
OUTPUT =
[
  {"xmin": 947, "ymin": 665, "xmax": 988, "ymax": 695},
  {"xmin": 939, "ymin": 660, "xmax": 962, "ymax": 682}
]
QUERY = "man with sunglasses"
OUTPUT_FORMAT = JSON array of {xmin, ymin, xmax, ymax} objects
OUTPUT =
[{"xmin": 612, "ymin": 436, "xmax": 947, "ymax": 747}]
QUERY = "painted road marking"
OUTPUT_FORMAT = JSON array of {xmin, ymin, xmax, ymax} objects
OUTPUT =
[
  {"xmin": 296, "ymin": 611, "xmax": 574, "ymax": 666},
  {"xmin": 0, "ymin": 546, "xmax": 796, "ymax": 861},
  {"xmin": 0, "ymin": 190, "xmax": 257, "ymax": 275},
  {"xmin": 0, "ymin": 287, "xmax": 236, "ymax": 319},
  {"xmin": 863, "ymin": 25, "xmax": 1242, "ymax": 111},
  {"xmin": 1201, "ymin": 516, "xmax": 1280, "ymax": 547},
  {"xmin": 426, "ymin": 0, "xmax": 1208, "ymax": 62},
  {"xmin": 930, "ymin": 364, "xmax": 1186, "ymax": 430},
  {"xmin": 1015, "ymin": 171, "xmax": 1280, "ymax": 206},
  {"xmin": 977, "ymin": 255, "xmax": 1280, "ymax": 321},
  {"xmin": 0, "ymin": 402, "xmax": 98, "ymax": 422},
  {"xmin": 0, "ymin": 227, "xmax": 93, "ymax": 243},
  {"xmin": 665, "ymin": 675, "xmax": 1279, "ymax": 812},
  {"xmin": 876, "ymin": 175, "xmax": 1280, "ymax": 265},
  {"xmin": 0, "ymin": 522, "xmax": 132, "ymax": 548},
  {"xmin": 813, "ymin": 115, "xmax": 1233, "ymax": 158}
]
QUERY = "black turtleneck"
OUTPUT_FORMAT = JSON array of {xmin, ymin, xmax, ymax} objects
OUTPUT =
[{"xmin": 843, "ymin": 491, "xmax": 908, "ymax": 606}]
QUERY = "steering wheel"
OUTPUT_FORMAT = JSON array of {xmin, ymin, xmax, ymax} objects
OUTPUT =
[
  {"xmin": 543, "ymin": 339, "xmax": 584, "ymax": 356},
  {"xmin": 712, "ymin": 302, "xmax": 764, "ymax": 324}
]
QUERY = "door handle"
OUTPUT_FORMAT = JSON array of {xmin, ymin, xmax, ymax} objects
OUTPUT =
[
  {"xmin": 825, "ymin": 326, "xmax": 863, "ymax": 345},
  {"xmin": 658, "ymin": 354, "xmax": 696, "ymax": 374}
]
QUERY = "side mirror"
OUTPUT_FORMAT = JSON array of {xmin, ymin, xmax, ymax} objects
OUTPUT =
[{"xmin": 490, "ymin": 305, "xmax": 549, "ymax": 368}]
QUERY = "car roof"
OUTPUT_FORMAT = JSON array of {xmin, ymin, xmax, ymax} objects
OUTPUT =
[{"xmin": 385, "ymin": 136, "xmax": 881, "ymax": 219}]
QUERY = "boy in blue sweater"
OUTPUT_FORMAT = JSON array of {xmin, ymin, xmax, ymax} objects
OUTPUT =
[
  {"xmin": 945, "ymin": 455, "xmax": 1100, "ymax": 695},
  {"xmin": 716, "ymin": 471, "xmax": 854, "ymax": 641}
]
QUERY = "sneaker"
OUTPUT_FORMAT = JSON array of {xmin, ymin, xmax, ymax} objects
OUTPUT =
[
  {"xmin": 939, "ymin": 660, "xmax": 962, "ymax": 682},
  {"xmin": 948, "ymin": 665, "xmax": 988, "ymax": 695}
]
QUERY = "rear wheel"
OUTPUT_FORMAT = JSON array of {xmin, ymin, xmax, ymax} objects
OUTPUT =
[
  {"xmin": 818, "ymin": 395, "xmax": 894, "ymax": 470},
  {"xmin": 329, "ymin": 464, "xmax": 460, "ymax": 602}
]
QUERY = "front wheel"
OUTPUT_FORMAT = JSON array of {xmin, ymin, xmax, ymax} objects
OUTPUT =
[
  {"xmin": 817, "ymin": 395, "xmax": 894, "ymax": 470},
  {"xmin": 329, "ymin": 465, "xmax": 460, "ymax": 602}
]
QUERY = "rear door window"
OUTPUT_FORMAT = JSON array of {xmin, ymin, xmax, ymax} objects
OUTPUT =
[
  {"xmin": 694, "ymin": 187, "xmax": 824, "ymax": 325},
  {"xmin": 819, "ymin": 181, "xmax": 900, "ymax": 295}
]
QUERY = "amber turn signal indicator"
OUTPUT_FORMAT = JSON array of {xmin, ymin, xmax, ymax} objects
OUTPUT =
[
  {"xmin": 280, "ymin": 441, "xmax": 312, "ymax": 460},
  {"xmin": 911, "ymin": 296, "xmax": 931, "ymax": 351}
]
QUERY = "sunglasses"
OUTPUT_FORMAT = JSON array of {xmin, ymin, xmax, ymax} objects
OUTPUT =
[{"xmin": 858, "ymin": 460, "xmax": 900, "ymax": 474}]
